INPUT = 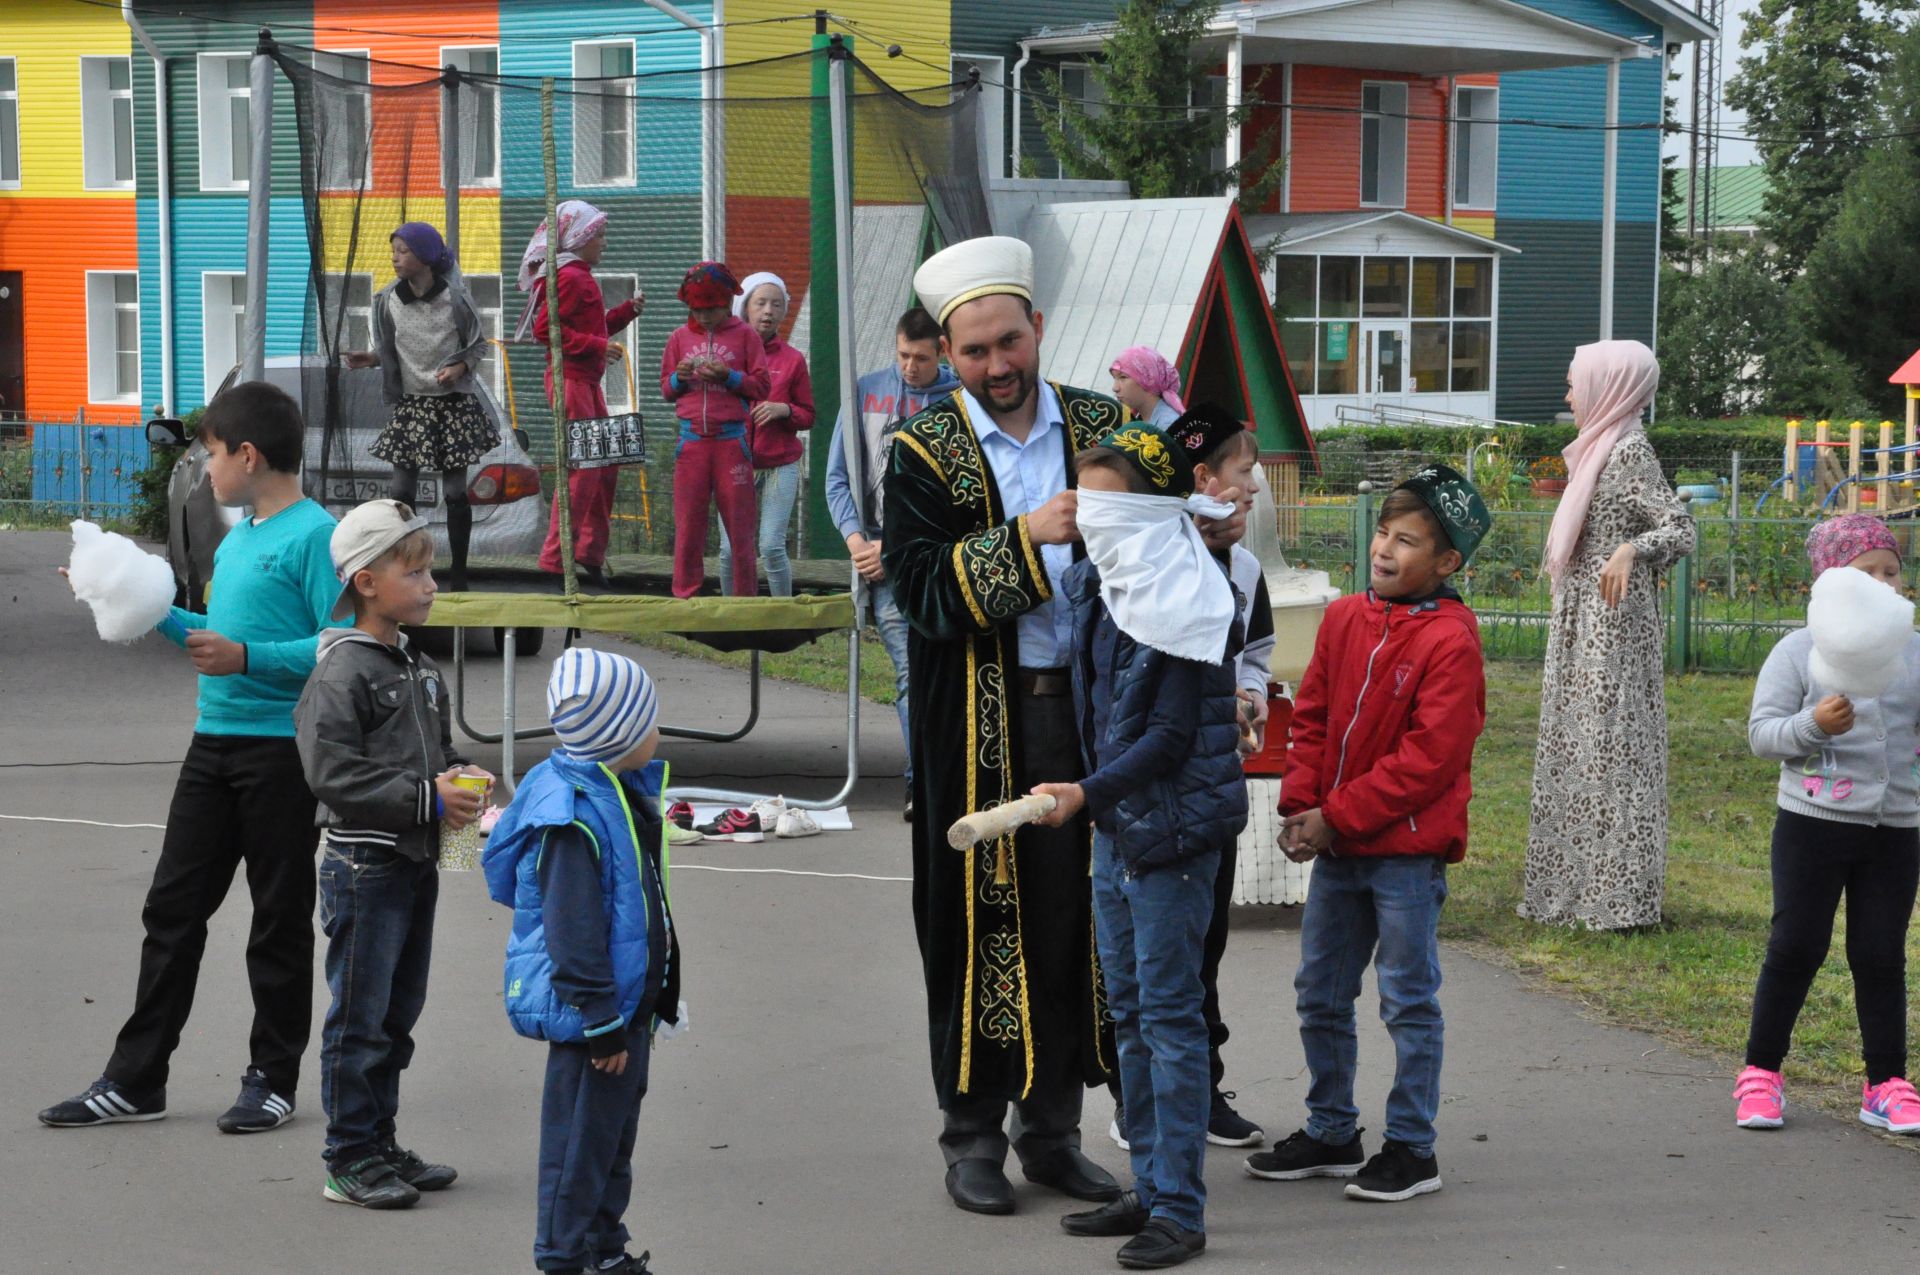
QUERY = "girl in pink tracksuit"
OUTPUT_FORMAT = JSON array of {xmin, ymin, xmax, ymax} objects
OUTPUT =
[{"xmin": 661, "ymin": 261, "xmax": 769, "ymax": 599}]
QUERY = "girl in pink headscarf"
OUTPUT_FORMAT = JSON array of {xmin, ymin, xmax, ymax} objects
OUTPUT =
[
  {"xmin": 1521, "ymin": 339, "xmax": 1696, "ymax": 930},
  {"xmin": 517, "ymin": 200, "xmax": 643, "ymax": 587},
  {"xmin": 1110, "ymin": 346, "xmax": 1185, "ymax": 428}
]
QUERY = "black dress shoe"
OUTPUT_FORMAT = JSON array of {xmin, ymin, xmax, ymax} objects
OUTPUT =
[
  {"xmin": 1023, "ymin": 1147, "xmax": 1121, "ymax": 1202},
  {"xmin": 945, "ymin": 1159, "xmax": 1015, "ymax": 1215},
  {"xmin": 1117, "ymin": 1219, "xmax": 1206, "ymax": 1269},
  {"xmin": 1061, "ymin": 1189, "xmax": 1149, "ymax": 1237}
]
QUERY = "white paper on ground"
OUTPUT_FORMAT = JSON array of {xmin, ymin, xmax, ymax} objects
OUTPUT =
[
  {"xmin": 67, "ymin": 520, "xmax": 176, "ymax": 643},
  {"xmin": 687, "ymin": 802, "xmax": 853, "ymax": 831},
  {"xmin": 1807, "ymin": 567, "xmax": 1915, "ymax": 699}
]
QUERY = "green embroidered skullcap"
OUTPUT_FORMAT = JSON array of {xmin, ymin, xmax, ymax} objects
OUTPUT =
[
  {"xmin": 1096, "ymin": 422, "xmax": 1195, "ymax": 498},
  {"xmin": 1394, "ymin": 462, "xmax": 1493, "ymax": 562}
]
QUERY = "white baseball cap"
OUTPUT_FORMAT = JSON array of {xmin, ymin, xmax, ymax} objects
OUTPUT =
[{"xmin": 329, "ymin": 499, "xmax": 430, "ymax": 620}]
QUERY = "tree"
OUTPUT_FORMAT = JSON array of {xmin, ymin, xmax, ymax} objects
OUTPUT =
[
  {"xmin": 1795, "ymin": 23, "xmax": 1920, "ymax": 411},
  {"xmin": 1725, "ymin": 0, "xmax": 1917, "ymax": 273},
  {"xmin": 1034, "ymin": 0, "xmax": 1284, "ymax": 213}
]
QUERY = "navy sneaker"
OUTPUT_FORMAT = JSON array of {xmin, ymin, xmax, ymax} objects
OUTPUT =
[
  {"xmin": 38, "ymin": 1078, "xmax": 166, "ymax": 1127},
  {"xmin": 216, "ymin": 1067, "xmax": 294, "ymax": 1134},
  {"xmin": 383, "ymin": 1141, "xmax": 458, "ymax": 1191},
  {"xmin": 323, "ymin": 1154, "xmax": 421, "ymax": 1209}
]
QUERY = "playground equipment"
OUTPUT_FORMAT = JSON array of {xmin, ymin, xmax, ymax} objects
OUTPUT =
[{"xmin": 1757, "ymin": 417, "xmax": 1918, "ymax": 515}]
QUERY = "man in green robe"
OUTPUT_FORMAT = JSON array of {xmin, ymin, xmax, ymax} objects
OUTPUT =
[{"xmin": 882, "ymin": 236, "xmax": 1124, "ymax": 1216}]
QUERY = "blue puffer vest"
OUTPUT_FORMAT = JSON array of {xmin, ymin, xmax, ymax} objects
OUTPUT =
[
  {"xmin": 1065, "ymin": 559, "xmax": 1250, "ymax": 874},
  {"xmin": 482, "ymin": 752, "xmax": 670, "ymax": 1042}
]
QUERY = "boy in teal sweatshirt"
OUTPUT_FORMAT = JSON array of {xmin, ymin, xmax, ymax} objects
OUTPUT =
[{"xmin": 39, "ymin": 382, "xmax": 339, "ymax": 1136}]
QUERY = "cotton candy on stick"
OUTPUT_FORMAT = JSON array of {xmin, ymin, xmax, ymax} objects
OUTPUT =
[
  {"xmin": 67, "ymin": 520, "xmax": 176, "ymax": 643},
  {"xmin": 1807, "ymin": 565, "xmax": 1916, "ymax": 700}
]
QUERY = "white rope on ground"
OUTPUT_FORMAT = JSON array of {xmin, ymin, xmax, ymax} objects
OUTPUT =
[{"xmin": 0, "ymin": 813, "xmax": 909, "ymax": 882}]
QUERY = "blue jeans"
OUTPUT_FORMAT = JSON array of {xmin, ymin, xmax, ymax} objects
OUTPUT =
[
  {"xmin": 718, "ymin": 460, "xmax": 800, "ymax": 597},
  {"xmin": 536, "ymin": 1020, "xmax": 653, "ymax": 1271},
  {"xmin": 318, "ymin": 842, "xmax": 438, "ymax": 1168},
  {"xmin": 1093, "ymin": 833, "xmax": 1217, "ymax": 1233},
  {"xmin": 1295, "ymin": 854, "xmax": 1448, "ymax": 1156},
  {"xmin": 871, "ymin": 579, "xmax": 912, "ymax": 784}
]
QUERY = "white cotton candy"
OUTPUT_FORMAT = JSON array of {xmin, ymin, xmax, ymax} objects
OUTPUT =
[
  {"xmin": 1807, "ymin": 566, "xmax": 1916, "ymax": 699},
  {"xmin": 68, "ymin": 520, "xmax": 177, "ymax": 644}
]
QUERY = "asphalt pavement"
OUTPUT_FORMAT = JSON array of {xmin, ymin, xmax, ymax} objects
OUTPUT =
[{"xmin": 2, "ymin": 529, "xmax": 1917, "ymax": 1274}]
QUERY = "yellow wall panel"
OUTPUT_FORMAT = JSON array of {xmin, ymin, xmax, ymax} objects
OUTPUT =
[
  {"xmin": 315, "ymin": 194, "xmax": 502, "ymax": 278},
  {"xmin": 0, "ymin": 0, "xmax": 134, "ymax": 200}
]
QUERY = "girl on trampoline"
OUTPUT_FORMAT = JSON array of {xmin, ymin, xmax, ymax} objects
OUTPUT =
[
  {"xmin": 344, "ymin": 222, "xmax": 497, "ymax": 591},
  {"xmin": 515, "ymin": 200, "xmax": 644, "ymax": 590}
]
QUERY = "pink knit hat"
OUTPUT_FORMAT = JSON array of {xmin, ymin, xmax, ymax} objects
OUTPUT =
[{"xmin": 1806, "ymin": 514, "xmax": 1900, "ymax": 576}]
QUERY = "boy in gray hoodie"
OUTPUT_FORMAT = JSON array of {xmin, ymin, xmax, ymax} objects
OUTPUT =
[{"xmin": 295, "ymin": 499, "xmax": 489, "ymax": 1209}]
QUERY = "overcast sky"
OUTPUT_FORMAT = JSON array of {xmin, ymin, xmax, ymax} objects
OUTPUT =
[{"xmin": 1663, "ymin": 1, "xmax": 1758, "ymax": 167}]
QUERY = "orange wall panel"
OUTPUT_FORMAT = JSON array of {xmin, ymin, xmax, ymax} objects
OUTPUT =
[
  {"xmin": 1280, "ymin": 65, "xmax": 1478, "ymax": 218},
  {"xmin": 0, "ymin": 198, "xmax": 140, "ymax": 422}
]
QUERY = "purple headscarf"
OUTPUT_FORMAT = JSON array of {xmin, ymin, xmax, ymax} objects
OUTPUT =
[
  {"xmin": 1807, "ymin": 514, "xmax": 1901, "ymax": 577},
  {"xmin": 392, "ymin": 222, "xmax": 453, "ymax": 275}
]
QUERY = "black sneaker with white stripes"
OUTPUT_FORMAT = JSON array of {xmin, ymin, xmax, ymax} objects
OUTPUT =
[
  {"xmin": 37, "ymin": 1078, "xmax": 166, "ymax": 1127},
  {"xmin": 216, "ymin": 1067, "xmax": 295, "ymax": 1134}
]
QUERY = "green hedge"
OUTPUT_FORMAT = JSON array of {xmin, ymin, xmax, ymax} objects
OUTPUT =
[{"xmin": 1311, "ymin": 416, "xmax": 1804, "ymax": 478}]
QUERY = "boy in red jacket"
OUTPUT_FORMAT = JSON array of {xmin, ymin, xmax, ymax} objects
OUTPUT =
[
  {"xmin": 661, "ymin": 261, "xmax": 770, "ymax": 599},
  {"xmin": 1245, "ymin": 463, "xmax": 1490, "ymax": 1204}
]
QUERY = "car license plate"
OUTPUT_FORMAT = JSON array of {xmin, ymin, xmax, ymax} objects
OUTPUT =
[{"xmin": 327, "ymin": 477, "xmax": 438, "ymax": 507}]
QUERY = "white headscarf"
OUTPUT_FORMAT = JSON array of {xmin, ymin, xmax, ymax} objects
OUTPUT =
[
  {"xmin": 1077, "ymin": 488, "xmax": 1238, "ymax": 663},
  {"xmin": 732, "ymin": 271, "xmax": 788, "ymax": 320},
  {"xmin": 513, "ymin": 199, "xmax": 608, "ymax": 340}
]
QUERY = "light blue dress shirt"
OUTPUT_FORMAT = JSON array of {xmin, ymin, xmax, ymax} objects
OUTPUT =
[
  {"xmin": 1147, "ymin": 400, "xmax": 1182, "ymax": 428},
  {"xmin": 961, "ymin": 383, "xmax": 1074, "ymax": 669}
]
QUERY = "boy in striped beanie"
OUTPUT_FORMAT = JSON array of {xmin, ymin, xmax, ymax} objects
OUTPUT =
[{"xmin": 483, "ymin": 647, "xmax": 682, "ymax": 1275}]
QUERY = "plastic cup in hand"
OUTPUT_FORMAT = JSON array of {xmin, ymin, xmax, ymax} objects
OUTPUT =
[{"xmin": 438, "ymin": 773, "xmax": 493, "ymax": 872}]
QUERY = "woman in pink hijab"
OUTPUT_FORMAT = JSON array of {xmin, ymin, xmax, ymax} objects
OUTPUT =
[
  {"xmin": 1521, "ymin": 339, "xmax": 1696, "ymax": 930},
  {"xmin": 1110, "ymin": 346, "xmax": 1185, "ymax": 428}
]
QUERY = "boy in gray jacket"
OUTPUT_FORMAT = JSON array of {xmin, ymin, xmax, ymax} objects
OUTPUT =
[{"xmin": 295, "ymin": 499, "xmax": 489, "ymax": 1209}]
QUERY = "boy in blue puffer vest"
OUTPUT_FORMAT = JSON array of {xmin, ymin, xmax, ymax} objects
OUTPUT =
[
  {"xmin": 483, "ymin": 648, "xmax": 682, "ymax": 1275},
  {"xmin": 1032, "ymin": 421, "xmax": 1249, "ymax": 1271}
]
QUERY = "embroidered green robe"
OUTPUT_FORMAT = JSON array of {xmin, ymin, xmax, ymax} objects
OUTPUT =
[{"xmin": 881, "ymin": 382, "xmax": 1124, "ymax": 1106}]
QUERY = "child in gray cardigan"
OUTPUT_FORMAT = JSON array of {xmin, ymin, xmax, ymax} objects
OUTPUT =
[{"xmin": 1737, "ymin": 514, "xmax": 1920, "ymax": 1137}]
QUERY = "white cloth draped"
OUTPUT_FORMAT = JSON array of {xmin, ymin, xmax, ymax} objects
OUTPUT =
[{"xmin": 1077, "ymin": 489, "xmax": 1237, "ymax": 663}]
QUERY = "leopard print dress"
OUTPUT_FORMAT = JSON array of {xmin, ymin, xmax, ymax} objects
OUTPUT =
[{"xmin": 1521, "ymin": 431, "xmax": 1696, "ymax": 930}]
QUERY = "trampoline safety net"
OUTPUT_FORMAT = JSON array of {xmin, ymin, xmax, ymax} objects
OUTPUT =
[{"xmin": 268, "ymin": 40, "xmax": 989, "ymax": 603}]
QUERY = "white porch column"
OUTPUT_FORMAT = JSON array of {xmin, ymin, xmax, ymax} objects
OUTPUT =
[
  {"xmin": 1225, "ymin": 34, "xmax": 1244, "ymax": 171},
  {"xmin": 1599, "ymin": 56, "xmax": 1619, "ymax": 340}
]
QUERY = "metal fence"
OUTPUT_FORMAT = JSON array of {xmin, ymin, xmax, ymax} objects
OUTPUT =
[
  {"xmin": 0, "ymin": 417, "xmax": 149, "ymax": 524},
  {"xmin": 1276, "ymin": 476, "xmax": 1855, "ymax": 674}
]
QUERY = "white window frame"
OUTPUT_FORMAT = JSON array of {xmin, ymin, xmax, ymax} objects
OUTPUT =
[
  {"xmin": 464, "ymin": 273, "xmax": 506, "ymax": 400},
  {"xmin": 952, "ymin": 52, "xmax": 1006, "ymax": 181},
  {"xmin": 1359, "ymin": 81, "xmax": 1407, "ymax": 209},
  {"xmin": 202, "ymin": 271, "xmax": 247, "ymax": 401},
  {"xmin": 572, "ymin": 39, "xmax": 636, "ymax": 189},
  {"xmin": 598, "ymin": 272, "xmax": 640, "ymax": 411},
  {"xmin": 196, "ymin": 52, "xmax": 253, "ymax": 191},
  {"xmin": 1453, "ymin": 85, "xmax": 1498, "ymax": 211},
  {"xmin": 321, "ymin": 271, "xmax": 375, "ymax": 358},
  {"xmin": 80, "ymin": 56, "xmax": 136, "ymax": 190},
  {"xmin": 1192, "ymin": 73, "xmax": 1229, "ymax": 176},
  {"xmin": 441, "ymin": 44, "xmax": 501, "ymax": 189},
  {"xmin": 85, "ymin": 271, "xmax": 141, "ymax": 404},
  {"xmin": 312, "ymin": 49, "xmax": 373, "ymax": 192},
  {"xmin": 0, "ymin": 57, "xmax": 19, "ymax": 188}
]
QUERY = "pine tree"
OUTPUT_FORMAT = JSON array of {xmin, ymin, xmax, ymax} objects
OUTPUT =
[
  {"xmin": 1033, "ymin": 0, "xmax": 1284, "ymax": 212},
  {"xmin": 1725, "ymin": 0, "xmax": 1918, "ymax": 272}
]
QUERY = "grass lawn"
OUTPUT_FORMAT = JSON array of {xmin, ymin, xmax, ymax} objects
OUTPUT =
[{"xmin": 638, "ymin": 636, "xmax": 1918, "ymax": 1117}]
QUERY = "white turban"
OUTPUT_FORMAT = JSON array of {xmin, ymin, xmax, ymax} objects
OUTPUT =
[{"xmin": 913, "ymin": 236, "xmax": 1033, "ymax": 326}]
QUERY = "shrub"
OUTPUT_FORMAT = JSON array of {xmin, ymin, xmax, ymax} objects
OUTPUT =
[{"xmin": 129, "ymin": 409, "xmax": 200, "ymax": 543}]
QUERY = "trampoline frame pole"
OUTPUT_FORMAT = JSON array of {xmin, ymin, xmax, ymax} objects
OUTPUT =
[
  {"xmin": 827, "ymin": 38, "xmax": 862, "ymax": 810},
  {"xmin": 243, "ymin": 31, "xmax": 274, "ymax": 384},
  {"xmin": 501, "ymin": 626, "xmax": 518, "ymax": 791},
  {"xmin": 541, "ymin": 79, "xmax": 577, "ymax": 598},
  {"xmin": 441, "ymin": 66, "xmax": 460, "ymax": 257}
]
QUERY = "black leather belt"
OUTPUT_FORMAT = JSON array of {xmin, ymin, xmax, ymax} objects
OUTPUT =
[{"xmin": 1016, "ymin": 668, "xmax": 1071, "ymax": 697}]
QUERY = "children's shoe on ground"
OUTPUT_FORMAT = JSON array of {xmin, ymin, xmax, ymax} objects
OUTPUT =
[
  {"xmin": 664, "ymin": 821, "xmax": 703, "ymax": 848},
  {"xmin": 1343, "ymin": 1140, "xmax": 1442, "ymax": 1202},
  {"xmin": 1733, "ymin": 1065, "xmax": 1785, "ymax": 1129},
  {"xmin": 593, "ymin": 1252, "xmax": 653, "ymax": 1273},
  {"xmin": 747, "ymin": 796, "xmax": 787, "ymax": 826},
  {"xmin": 38, "ymin": 1078, "xmax": 166, "ymax": 1127},
  {"xmin": 383, "ymin": 1141, "xmax": 458, "ymax": 1190},
  {"xmin": 216, "ymin": 1067, "xmax": 294, "ymax": 1133},
  {"xmin": 1859, "ymin": 1076, "xmax": 1920, "ymax": 1134},
  {"xmin": 1116, "ymin": 1219, "xmax": 1206, "ymax": 1269},
  {"xmin": 1206, "ymin": 1090, "xmax": 1264, "ymax": 1147},
  {"xmin": 698, "ymin": 808, "xmax": 765, "ymax": 842},
  {"xmin": 1244, "ymin": 1127, "xmax": 1362, "ymax": 1180},
  {"xmin": 665, "ymin": 800, "xmax": 696, "ymax": 831},
  {"xmin": 1110, "ymin": 1100, "xmax": 1131, "ymax": 1151},
  {"xmin": 323, "ymin": 1155, "xmax": 421, "ymax": 1209},
  {"xmin": 774, "ymin": 808, "xmax": 821, "ymax": 838}
]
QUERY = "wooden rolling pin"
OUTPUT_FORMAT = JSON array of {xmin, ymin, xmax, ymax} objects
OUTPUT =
[{"xmin": 947, "ymin": 794, "xmax": 1057, "ymax": 850}]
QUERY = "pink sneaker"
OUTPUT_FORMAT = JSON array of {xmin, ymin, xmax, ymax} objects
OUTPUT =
[
  {"xmin": 1733, "ymin": 1066, "xmax": 1785, "ymax": 1129},
  {"xmin": 1859, "ymin": 1077, "xmax": 1920, "ymax": 1134}
]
